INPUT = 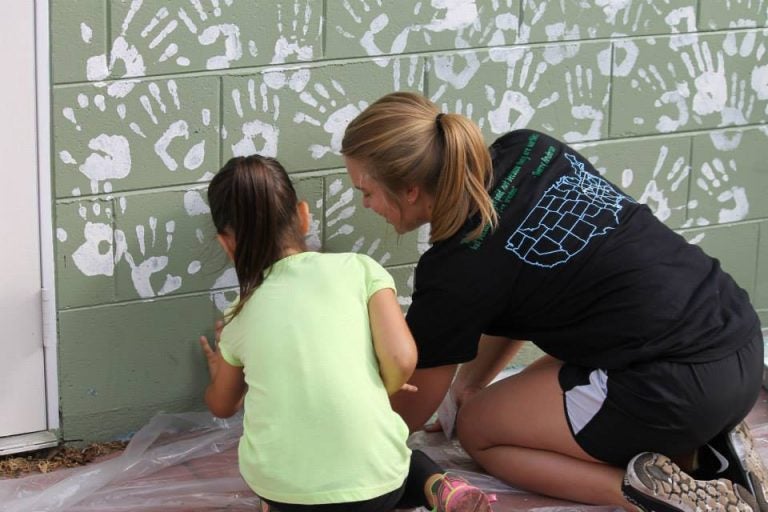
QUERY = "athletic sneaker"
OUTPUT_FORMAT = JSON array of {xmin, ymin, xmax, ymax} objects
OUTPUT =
[
  {"xmin": 432, "ymin": 474, "xmax": 493, "ymax": 512},
  {"xmin": 693, "ymin": 422, "xmax": 768, "ymax": 512},
  {"xmin": 623, "ymin": 452, "xmax": 758, "ymax": 512},
  {"xmin": 725, "ymin": 422, "xmax": 768, "ymax": 512}
]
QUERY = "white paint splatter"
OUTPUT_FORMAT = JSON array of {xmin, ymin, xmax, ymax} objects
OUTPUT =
[
  {"xmin": 188, "ymin": 261, "xmax": 202, "ymax": 274},
  {"xmin": 80, "ymin": 23, "xmax": 93, "ymax": 43},
  {"xmin": 199, "ymin": 24, "xmax": 243, "ymax": 69},
  {"xmin": 158, "ymin": 274, "xmax": 182, "ymax": 295},
  {"xmin": 72, "ymin": 222, "xmax": 114, "ymax": 276},
  {"xmin": 184, "ymin": 190, "xmax": 210, "ymax": 216},
  {"xmin": 184, "ymin": 141, "xmax": 206, "ymax": 170},
  {"xmin": 62, "ymin": 107, "xmax": 81, "ymax": 131},
  {"xmin": 211, "ymin": 268, "xmax": 239, "ymax": 311},
  {"xmin": 424, "ymin": 0, "xmax": 478, "ymax": 32},
  {"xmin": 417, "ymin": 224, "xmax": 432, "ymax": 254},
  {"xmin": 154, "ymin": 120, "xmax": 189, "ymax": 171},
  {"xmin": 309, "ymin": 103, "xmax": 364, "ymax": 159},
  {"xmin": 752, "ymin": 64, "xmax": 768, "ymax": 100},
  {"xmin": 232, "ymin": 119, "xmax": 279, "ymax": 157},
  {"xmin": 79, "ymin": 134, "xmax": 132, "ymax": 191},
  {"xmin": 59, "ymin": 151, "xmax": 77, "ymax": 164},
  {"xmin": 611, "ymin": 40, "xmax": 638, "ymax": 77},
  {"xmin": 56, "ymin": 228, "xmax": 68, "ymax": 242}
]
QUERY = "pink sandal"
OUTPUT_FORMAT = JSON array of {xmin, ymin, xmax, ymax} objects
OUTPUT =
[{"xmin": 433, "ymin": 474, "xmax": 494, "ymax": 512}]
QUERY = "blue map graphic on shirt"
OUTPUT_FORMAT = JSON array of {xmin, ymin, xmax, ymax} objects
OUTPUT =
[{"xmin": 506, "ymin": 153, "xmax": 631, "ymax": 268}]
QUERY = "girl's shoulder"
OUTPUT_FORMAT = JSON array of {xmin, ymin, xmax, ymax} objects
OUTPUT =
[
  {"xmin": 286, "ymin": 251, "xmax": 382, "ymax": 272},
  {"xmin": 316, "ymin": 251, "xmax": 384, "ymax": 271}
]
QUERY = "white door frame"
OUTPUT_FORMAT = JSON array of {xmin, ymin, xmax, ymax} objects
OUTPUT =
[
  {"xmin": 36, "ymin": 0, "xmax": 59, "ymax": 434},
  {"xmin": 0, "ymin": 0, "xmax": 58, "ymax": 456}
]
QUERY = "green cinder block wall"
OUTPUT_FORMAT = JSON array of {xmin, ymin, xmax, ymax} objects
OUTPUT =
[{"xmin": 50, "ymin": 0, "xmax": 768, "ymax": 441}]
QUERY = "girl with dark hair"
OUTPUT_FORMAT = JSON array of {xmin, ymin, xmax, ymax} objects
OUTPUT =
[
  {"xmin": 199, "ymin": 154, "xmax": 492, "ymax": 512},
  {"xmin": 341, "ymin": 91, "xmax": 765, "ymax": 512}
]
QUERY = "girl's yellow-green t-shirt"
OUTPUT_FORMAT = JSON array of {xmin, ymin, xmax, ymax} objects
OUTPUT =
[{"xmin": 218, "ymin": 251, "xmax": 411, "ymax": 505}]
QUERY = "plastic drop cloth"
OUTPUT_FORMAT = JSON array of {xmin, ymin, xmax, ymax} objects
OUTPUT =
[{"xmin": 0, "ymin": 408, "xmax": 636, "ymax": 512}]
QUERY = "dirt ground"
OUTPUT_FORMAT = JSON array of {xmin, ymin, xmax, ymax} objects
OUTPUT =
[{"xmin": 0, "ymin": 441, "xmax": 127, "ymax": 479}]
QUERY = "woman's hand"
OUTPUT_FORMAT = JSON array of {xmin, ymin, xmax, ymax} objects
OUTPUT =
[
  {"xmin": 423, "ymin": 383, "xmax": 482, "ymax": 433},
  {"xmin": 199, "ymin": 320, "xmax": 224, "ymax": 380}
]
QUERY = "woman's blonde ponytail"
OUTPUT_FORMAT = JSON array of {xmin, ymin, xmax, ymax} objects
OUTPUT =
[{"xmin": 341, "ymin": 92, "xmax": 497, "ymax": 243}]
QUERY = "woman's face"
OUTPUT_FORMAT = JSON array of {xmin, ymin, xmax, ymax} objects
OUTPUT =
[{"xmin": 345, "ymin": 156, "xmax": 417, "ymax": 234}]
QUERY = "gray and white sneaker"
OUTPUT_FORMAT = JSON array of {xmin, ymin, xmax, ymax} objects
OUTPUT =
[
  {"xmin": 727, "ymin": 422, "xmax": 768, "ymax": 512},
  {"xmin": 623, "ymin": 452, "xmax": 758, "ymax": 512}
]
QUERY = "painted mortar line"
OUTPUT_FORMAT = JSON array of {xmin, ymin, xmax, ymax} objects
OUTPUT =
[
  {"xmin": 53, "ymin": 169, "xmax": 348, "ymax": 203},
  {"xmin": 51, "ymin": 121, "xmax": 768, "ymax": 203},
  {"xmin": 676, "ymin": 218, "xmax": 765, "ymax": 234},
  {"xmin": 322, "ymin": 0, "xmax": 328, "ymax": 59},
  {"xmin": 57, "ymin": 287, "xmax": 238, "ymax": 313},
  {"xmin": 606, "ymin": 41, "xmax": 615, "ymax": 138},
  {"xmin": 218, "ymin": 75, "xmax": 224, "ymax": 168},
  {"xmin": 109, "ymin": 195, "xmax": 118, "ymax": 300},
  {"xmin": 48, "ymin": 26, "xmax": 763, "ymax": 88},
  {"xmin": 695, "ymin": 0, "xmax": 702, "ymax": 32},
  {"xmin": 385, "ymin": 262, "xmax": 418, "ymax": 272},
  {"xmin": 754, "ymin": 220, "xmax": 762, "ymax": 296},
  {"xmin": 105, "ymin": 0, "xmax": 112, "ymax": 71},
  {"xmin": 54, "ymin": 181, "xmax": 214, "ymax": 203},
  {"xmin": 685, "ymin": 134, "xmax": 695, "ymax": 227},
  {"xmin": 321, "ymin": 175, "xmax": 328, "ymax": 249}
]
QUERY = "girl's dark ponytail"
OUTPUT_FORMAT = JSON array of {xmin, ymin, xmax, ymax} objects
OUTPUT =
[{"xmin": 208, "ymin": 155, "xmax": 304, "ymax": 321}]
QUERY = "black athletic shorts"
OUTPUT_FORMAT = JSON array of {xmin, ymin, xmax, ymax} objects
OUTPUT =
[
  {"xmin": 260, "ymin": 482, "xmax": 405, "ymax": 512},
  {"xmin": 559, "ymin": 331, "xmax": 764, "ymax": 467}
]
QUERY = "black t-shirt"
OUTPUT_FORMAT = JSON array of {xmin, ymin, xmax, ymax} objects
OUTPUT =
[{"xmin": 407, "ymin": 130, "xmax": 761, "ymax": 369}]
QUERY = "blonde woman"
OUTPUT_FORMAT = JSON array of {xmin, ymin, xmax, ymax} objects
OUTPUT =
[{"xmin": 341, "ymin": 91, "xmax": 766, "ymax": 512}]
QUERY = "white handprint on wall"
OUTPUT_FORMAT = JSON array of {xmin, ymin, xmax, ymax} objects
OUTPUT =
[
  {"xmin": 79, "ymin": 135, "xmax": 133, "ymax": 195},
  {"xmin": 272, "ymin": 0, "xmax": 320, "ymax": 64},
  {"xmin": 57, "ymin": 78, "xmax": 217, "ymax": 196},
  {"xmin": 692, "ymin": 157, "xmax": 749, "ymax": 225},
  {"xmin": 675, "ymin": 41, "xmax": 727, "ymax": 117},
  {"xmin": 120, "ymin": 0, "xmax": 243, "ymax": 71},
  {"xmin": 294, "ymin": 80, "xmax": 368, "ymax": 159},
  {"xmin": 563, "ymin": 65, "xmax": 609, "ymax": 142},
  {"xmin": 637, "ymin": 146, "xmax": 689, "ymax": 223},
  {"xmin": 486, "ymin": 49, "xmax": 556, "ymax": 133},
  {"xmin": 326, "ymin": 178, "xmax": 356, "ymax": 240},
  {"xmin": 630, "ymin": 62, "xmax": 691, "ymax": 132},
  {"xmin": 70, "ymin": 201, "xmax": 116, "ymax": 277},
  {"xmin": 228, "ymin": 77, "xmax": 285, "ymax": 157},
  {"xmin": 115, "ymin": 215, "xmax": 182, "ymax": 298}
]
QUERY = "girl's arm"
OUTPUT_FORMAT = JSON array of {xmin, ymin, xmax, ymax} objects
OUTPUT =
[
  {"xmin": 368, "ymin": 288, "xmax": 418, "ymax": 395},
  {"xmin": 200, "ymin": 328, "xmax": 246, "ymax": 418}
]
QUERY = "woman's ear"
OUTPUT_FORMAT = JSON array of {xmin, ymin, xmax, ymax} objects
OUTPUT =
[
  {"xmin": 405, "ymin": 184, "xmax": 421, "ymax": 205},
  {"xmin": 297, "ymin": 201, "xmax": 311, "ymax": 235},
  {"xmin": 216, "ymin": 232, "xmax": 236, "ymax": 261}
]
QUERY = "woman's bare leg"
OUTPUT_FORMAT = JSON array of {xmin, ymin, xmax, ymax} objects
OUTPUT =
[{"xmin": 457, "ymin": 359, "xmax": 637, "ymax": 510}]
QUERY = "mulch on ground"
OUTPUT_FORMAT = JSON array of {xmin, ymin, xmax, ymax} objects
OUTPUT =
[{"xmin": 0, "ymin": 441, "xmax": 127, "ymax": 479}]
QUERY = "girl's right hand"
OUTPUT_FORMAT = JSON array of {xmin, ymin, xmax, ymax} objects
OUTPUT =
[{"xmin": 199, "ymin": 320, "xmax": 224, "ymax": 380}]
